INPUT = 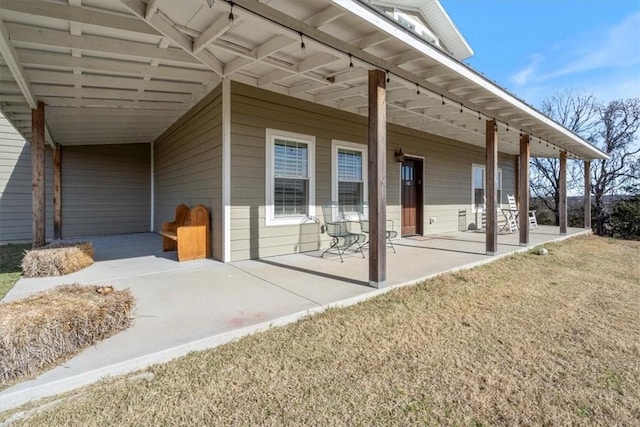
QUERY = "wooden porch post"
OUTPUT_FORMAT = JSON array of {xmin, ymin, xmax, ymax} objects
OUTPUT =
[
  {"xmin": 514, "ymin": 155, "xmax": 520, "ymax": 204},
  {"xmin": 485, "ymin": 119, "xmax": 498, "ymax": 255},
  {"xmin": 53, "ymin": 145, "xmax": 62, "ymax": 240},
  {"xmin": 584, "ymin": 160, "xmax": 591, "ymax": 229},
  {"xmin": 559, "ymin": 150, "xmax": 568, "ymax": 235},
  {"xmin": 31, "ymin": 101, "xmax": 46, "ymax": 248},
  {"xmin": 368, "ymin": 69, "xmax": 387, "ymax": 288},
  {"xmin": 518, "ymin": 134, "xmax": 530, "ymax": 245}
]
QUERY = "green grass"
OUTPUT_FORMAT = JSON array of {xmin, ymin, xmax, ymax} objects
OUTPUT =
[{"xmin": 0, "ymin": 243, "xmax": 30, "ymax": 300}]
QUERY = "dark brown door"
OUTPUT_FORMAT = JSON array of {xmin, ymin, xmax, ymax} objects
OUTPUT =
[{"xmin": 401, "ymin": 158, "xmax": 423, "ymax": 236}]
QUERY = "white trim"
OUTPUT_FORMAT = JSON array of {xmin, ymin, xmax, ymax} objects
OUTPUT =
[
  {"xmin": 329, "ymin": 0, "xmax": 607, "ymax": 160},
  {"xmin": 398, "ymin": 154, "xmax": 425, "ymax": 236},
  {"xmin": 222, "ymin": 79, "xmax": 231, "ymax": 262},
  {"xmin": 150, "ymin": 140, "xmax": 154, "ymax": 232},
  {"xmin": 331, "ymin": 139, "xmax": 368, "ymax": 217},
  {"xmin": 265, "ymin": 128, "xmax": 316, "ymax": 226},
  {"xmin": 471, "ymin": 163, "xmax": 502, "ymax": 213}
]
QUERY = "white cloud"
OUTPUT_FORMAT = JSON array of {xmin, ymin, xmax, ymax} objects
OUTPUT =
[
  {"xmin": 539, "ymin": 12, "xmax": 640, "ymax": 81},
  {"xmin": 510, "ymin": 12, "xmax": 640, "ymax": 92},
  {"xmin": 511, "ymin": 54, "xmax": 544, "ymax": 86}
]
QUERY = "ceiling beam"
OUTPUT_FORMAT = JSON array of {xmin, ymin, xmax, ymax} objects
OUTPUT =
[
  {"xmin": 0, "ymin": 0, "xmax": 158, "ymax": 36},
  {"xmin": 7, "ymin": 24, "xmax": 199, "ymax": 65},
  {"xmin": 258, "ymin": 69, "xmax": 291, "ymax": 87},
  {"xmin": 223, "ymin": 35, "xmax": 296, "ymax": 76},
  {"xmin": 304, "ymin": 5, "xmax": 345, "ymax": 28},
  {"xmin": 193, "ymin": 14, "xmax": 235, "ymax": 54},
  {"xmin": 25, "ymin": 69, "xmax": 202, "ymax": 93},
  {"xmin": 119, "ymin": 0, "xmax": 224, "ymax": 76},
  {"xmin": 32, "ymin": 85, "xmax": 192, "ymax": 102},
  {"xmin": 17, "ymin": 50, "xmax": 215, "ymax": 82},
  {"xmin": 37, "ymin": 97, "xmax": 185, "ymax": 109},
  {"xmin": 0, "ymin": 18, "xmax": 55, "ymax": 147}
]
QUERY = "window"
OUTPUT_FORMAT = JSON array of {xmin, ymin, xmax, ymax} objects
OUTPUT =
[
  {"xmin": 471, "ymin": 164, "xmax": 502, "ymax": 212},
  {"xmin": 331, "ymin": 140, "xmax": 367, "ymax": 214},
  {"xmin": 266, "ymin": 129, "xmax": 315, "ymax": 225}
]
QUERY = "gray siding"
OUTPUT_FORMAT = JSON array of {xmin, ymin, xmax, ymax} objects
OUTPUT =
[
  {"xmin": 229, "ymin": 82, "xmax": 517, "ymax": 261},
  {"xmin": 61, "ymin": 143, "xmax": 151, "ymax": 237},
  {"xmin": 393, "ymin": 125, "xmax": 516, "ymax": 233},
  {"xmin": 0, "ymin": 114, "xmax": 53, "ymax": 243},
  {"xmin": 153, "ymin": 85, "xmax": 223, "ymax": 260}
]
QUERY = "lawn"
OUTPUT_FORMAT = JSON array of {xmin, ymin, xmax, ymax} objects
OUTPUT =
[
  {"xmin": 3, "ymin": 235, "xmax": 640, "ymax": 425},
  {"xmin": 0, "ymin": 244, "xmax": 30, "ymax": 300}
]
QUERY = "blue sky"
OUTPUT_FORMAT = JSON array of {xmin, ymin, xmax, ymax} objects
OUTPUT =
[{"xmin": 442, "ymin": 0, "xmax": 640, "ymax": 108}]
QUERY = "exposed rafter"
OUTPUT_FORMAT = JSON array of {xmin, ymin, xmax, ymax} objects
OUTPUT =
[{"xmin": 0, "ymin": 17, "xmax": 54, "ymax": 147}]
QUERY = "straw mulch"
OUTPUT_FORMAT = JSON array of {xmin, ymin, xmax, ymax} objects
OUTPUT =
[
  {"xmin": 21, "ymin": 242, "xmax": 94, "ymax": 278},
  {"xmin": 0, "ymin": 284, "xmax": 135, "ymax": 384}
]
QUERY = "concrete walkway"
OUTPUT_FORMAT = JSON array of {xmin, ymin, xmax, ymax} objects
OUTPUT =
[{"xmin": 1, "ymin": 227, "xmax": 589, "ymax": 412}]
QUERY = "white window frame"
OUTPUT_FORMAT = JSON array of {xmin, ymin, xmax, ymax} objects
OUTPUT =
[
  {"xmin": 331, "ymin": 140, "xmax": 368, "ymax": 218},
  {"xmin": 265, "ymin": 129, "xmax": 316, "ymax": 226},
  {"xmin": 471, "ymin": 164, "xmax": 502, "ymax": 213}
]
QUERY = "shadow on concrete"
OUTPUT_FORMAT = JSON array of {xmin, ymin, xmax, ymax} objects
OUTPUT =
[{"xmin": 255, "ymin": 258, "xmax": 369, "ymax": 288}]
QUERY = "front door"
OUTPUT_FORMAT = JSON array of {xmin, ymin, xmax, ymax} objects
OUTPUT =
[{"xmin": 401, "ymin": 158, "xmax": 423, "ymax": 236}]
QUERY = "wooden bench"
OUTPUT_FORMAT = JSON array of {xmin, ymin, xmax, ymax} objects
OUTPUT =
[{"xmin": 160, "ymin": 204, "xmax": 211, "ymax": 262}]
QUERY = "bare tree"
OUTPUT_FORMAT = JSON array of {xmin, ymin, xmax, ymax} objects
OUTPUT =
[
  {"xmin": 530, "ymin": 89, "xmax": 598, "ymax": 224},
  {"xmin": 591, "ymin": 98, "xmax": 640, "ymax": 234}
]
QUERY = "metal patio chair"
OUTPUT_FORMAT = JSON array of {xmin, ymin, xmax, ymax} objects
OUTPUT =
[
  {"xmin": 321, "ymin": 201, "xmax": 365, "ymax": 262},
  {"xmin": 356, "ymin": 202, "xmax": 398, "ymax": 253}
]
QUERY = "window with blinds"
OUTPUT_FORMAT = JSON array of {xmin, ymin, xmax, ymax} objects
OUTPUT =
[
  {"xmin": 472, "ymin": 164, "xmax": 502, "ymax": 212},
  {"xmin": 337, "ymin": 148, "xmax": 363, "ymax": 212},
  {"xmin": 273, "ymin": 139, "xmax": 309, "ymax": 216},
  {"xmin": 266, "ymin": 129, "xmax": 315, "ymax": 226}
]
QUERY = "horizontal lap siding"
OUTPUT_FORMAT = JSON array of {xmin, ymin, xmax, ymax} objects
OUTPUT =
[
  {"xmin": 230, "ymin": 82, "xmax": 517, "ymax": 261},
  {"xmin": 230, "ymin": 82, "xmax": 371, "ymax": 261},
  {"xmin": 154, "ymin": 85, "xmax": 223, "ymax": 260},
  {"xmin": 0, "ymin": 114, "xmax": 53, "ymax": 243},
  {"xmin": 61, "ymin": 144, "xmax": 150, "ymax": 237},
  {"xmin": 391, "ymin": 125, "xmax": 516, "ymax": 234}
]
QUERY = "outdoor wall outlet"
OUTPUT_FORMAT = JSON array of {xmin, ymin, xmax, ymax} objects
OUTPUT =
[{"xmin": 430, "ymin": 217, "xmax": 437, "ymax": 224}]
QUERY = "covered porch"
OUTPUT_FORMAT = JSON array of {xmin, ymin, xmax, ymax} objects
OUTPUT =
[
  {"xmin": 0, "ymin": 0, "xmax": 607, "ymax": 289},
  {"xmin": 1, "ymin": 226, "xmax": 589, "ymax": 410}
]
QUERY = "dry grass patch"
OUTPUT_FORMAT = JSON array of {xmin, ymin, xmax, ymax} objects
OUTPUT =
[
  {"xmin": 0, "ymin": 285, "xmax": 134, "ymax": 386},
  {"xmin": 3, "ymin": 235, "xmax": 640, "ymax": 426},
  {"xmin": 21, "ymin": 242, "xmax": 94, "ymax": 278}
]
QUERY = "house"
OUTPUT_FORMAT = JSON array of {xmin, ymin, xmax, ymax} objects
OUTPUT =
[{"xmin": 0, "ymin": 0, "xmax": 606, "ymax": 287}]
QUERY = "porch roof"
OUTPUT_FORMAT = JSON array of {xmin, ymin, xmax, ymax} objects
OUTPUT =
[{"xmin": 0, "ymin": 0, "xmax": 608, "ymax": 160}]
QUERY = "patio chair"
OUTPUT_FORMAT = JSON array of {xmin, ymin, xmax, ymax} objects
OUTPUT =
[
  {"xmin": 356, "ymin": 202, "xmax": 398, "ymax": 253},
  {"xmin": 321, "ymin": 201, "xmax": 365, "ymax": 262},
  {"xmin": 500, "ymin": 201, "xmax": 519, "ymax": 234},
  {"xmin": 506, "ymin": 195, "xmax": 539, "ymax": 230}
]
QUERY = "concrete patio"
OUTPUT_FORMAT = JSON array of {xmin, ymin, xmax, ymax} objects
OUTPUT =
[{"xmin": 1, "ymin": 226, "xmax": 589, "ymax": 412}]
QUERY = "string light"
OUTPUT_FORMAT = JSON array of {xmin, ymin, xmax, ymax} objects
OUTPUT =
[
  {"xmin": 299, "ymin": 32, "xmax": 306, "ymax": 54},
  {"xmin": 222, "ymin": 1, "xmax": 595, "ymax": 163}
]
